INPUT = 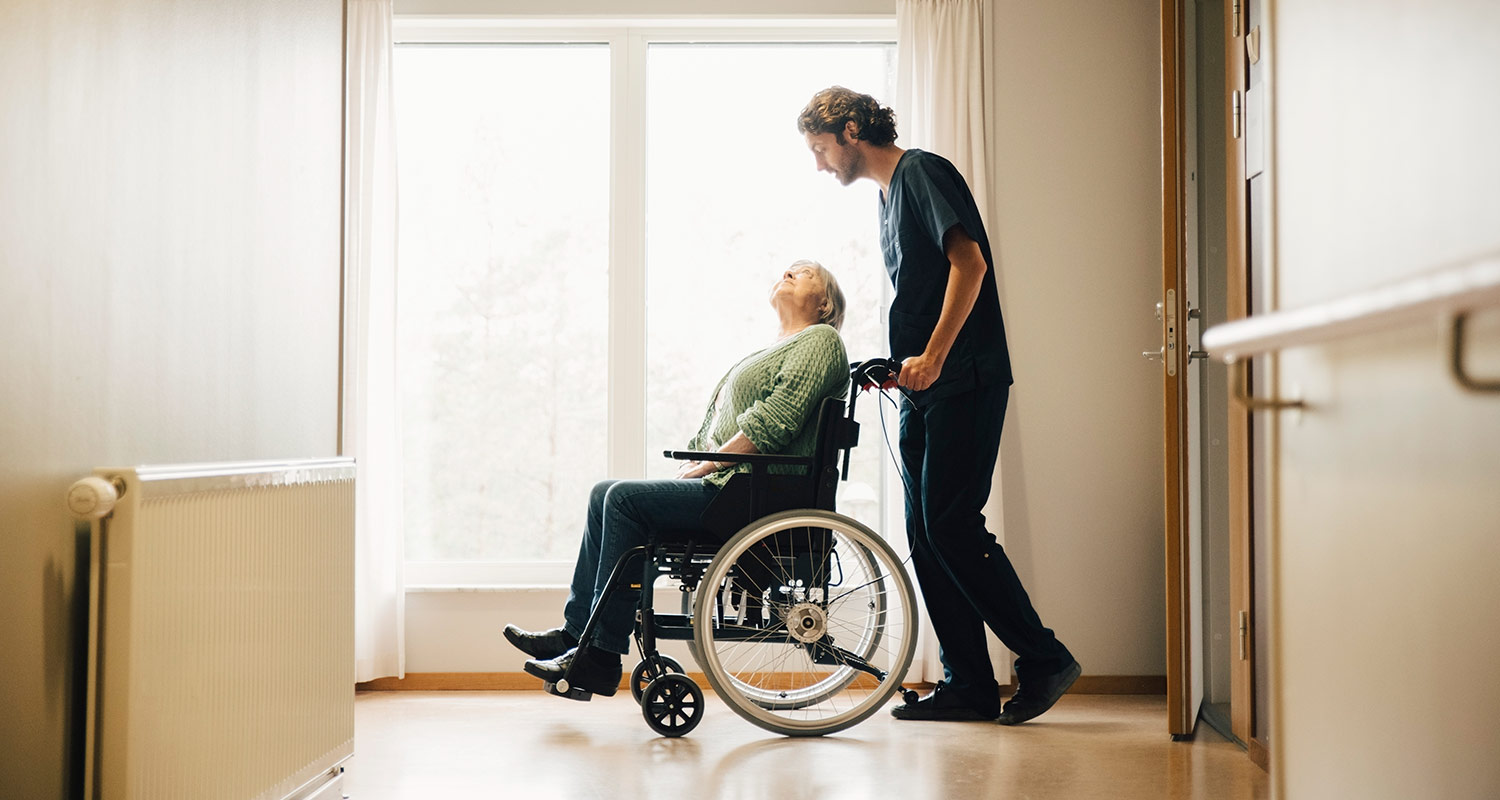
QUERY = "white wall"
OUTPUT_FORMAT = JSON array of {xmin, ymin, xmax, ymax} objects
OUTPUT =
[
  {"xmin": 397, "ymin": 0, "xmax": 1167, "ymax": 683},
  {"xmin": 989, "ymin": 0, "xmax": 1166, "ymax": 678},
  {"xmin": 1270, "ymin": 1, "xmax": 1500, "ymax": 796},
  {"xmin": 408, "ymin": 588, "xmax": 699, "ymax": 672},
  {"xmin": 0, "ymin": 1, "xmax": 345, "ymax": 796}
]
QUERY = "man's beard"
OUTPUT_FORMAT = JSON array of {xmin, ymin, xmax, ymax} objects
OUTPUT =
[{"xmin": 835, "ymin": 143, "xmax": 862, "ymax": 185}]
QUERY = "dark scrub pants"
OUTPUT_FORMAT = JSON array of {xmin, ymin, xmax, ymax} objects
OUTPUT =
[{"xmin": 900, "ymin": 384, "xmax": 1074, "ymax": 712}]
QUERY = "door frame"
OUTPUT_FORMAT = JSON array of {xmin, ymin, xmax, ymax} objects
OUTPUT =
[{"xmin": 1162, "ymin": 0, "xmax": 1260, "ymax": 751}]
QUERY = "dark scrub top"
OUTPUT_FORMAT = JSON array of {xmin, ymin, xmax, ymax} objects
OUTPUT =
[{"xmin": 879, "ymin": 149, "xmax": 1013, "ymax": 404}]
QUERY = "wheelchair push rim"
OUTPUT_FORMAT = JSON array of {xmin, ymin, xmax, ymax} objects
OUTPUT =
[
  {"xmin": 693, "ymin": 509, "xmax": 917, "ymax": 737},
  {"xmin": 681, "ymin": 541, "xmax": 888, "ymax": 711}
]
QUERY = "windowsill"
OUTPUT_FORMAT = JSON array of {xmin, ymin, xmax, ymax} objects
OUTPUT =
[
  {"xmin": 405, "ymin": 561, "xmax": 576, "ymax": 587},
  {"xmin": 406, "ymin": 584, "xmax": 568, "ymax": 593}
]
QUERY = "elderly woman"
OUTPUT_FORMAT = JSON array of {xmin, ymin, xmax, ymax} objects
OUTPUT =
[{"xmin": 504, "ymin": 260, "xmax": 849, "ymax": 697}]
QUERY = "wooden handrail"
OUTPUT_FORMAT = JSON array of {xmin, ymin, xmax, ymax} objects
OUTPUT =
[
  {"xmin": 1202, "ymin": 255, "xmax": 1500, "ymax": 399},
  {"xmin": 1202, "ymin": 257, "xmax": 1500, "ymax": 358}
]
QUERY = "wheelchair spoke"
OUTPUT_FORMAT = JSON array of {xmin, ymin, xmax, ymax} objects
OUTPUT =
[
  {"xmin": 713, "ymin": 623, "xmax": 788, "ymax": 647},
  {"xmin": 694, "ymin": 510, "xmax": 917, "ymax": 736},
  {"xmin": 824, "ymin": 573, "xmax": 888, "ymax": 609},
  {"xmin": 724, "ymin": 639, "xmax": 801, "ymax": 679}
]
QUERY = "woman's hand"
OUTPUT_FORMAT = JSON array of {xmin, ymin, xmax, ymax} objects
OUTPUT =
[
  {"xmin": 678, "ymin": 433, "xmax": 759, "ymax": 479},
  {"xmin": 676, "ymin": 459, "xmax": 722, "ymax": 480}
]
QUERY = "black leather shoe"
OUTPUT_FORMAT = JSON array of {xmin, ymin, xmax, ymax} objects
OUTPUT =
[
  {"xmin": 524, "ymin": 646, "xmax": 622, "ymax": 698},
  {"xmin": 890, "ymin": 682, "xmax": 999, "ymax": 721},
  {"xmin": 997, "ymin": 659, "xmax": 1081, "ymax": 726},
  {"xmin": 503, "ymin": 624, "xmax": 578, "ymax": 660}
]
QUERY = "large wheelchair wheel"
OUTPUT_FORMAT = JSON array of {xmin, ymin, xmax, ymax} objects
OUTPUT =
[{"xmin": 693, "ymin": 509, "xmax": 917, "ymax": 737}]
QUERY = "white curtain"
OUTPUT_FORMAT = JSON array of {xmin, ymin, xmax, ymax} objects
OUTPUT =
[
  {"xmin": 345, "ymin": 0, "xmax": 405, "ymax": 683},
  {"xmin": 895, "ymin": 0, "xmax": 1000, "ymax": 684},
  {"xmin": 896, "ymin": 0, "xmax": 992, "ymax": 225}
]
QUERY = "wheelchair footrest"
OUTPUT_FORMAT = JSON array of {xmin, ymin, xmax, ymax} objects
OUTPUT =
[{"xmin": 543, "ymin": 681, "xmax": 594, "ymax": 702}]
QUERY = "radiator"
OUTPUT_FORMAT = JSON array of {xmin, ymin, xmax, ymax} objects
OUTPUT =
[{"xmin": 68, "ymin": 459, "xmax": 356, "ymax": 800}]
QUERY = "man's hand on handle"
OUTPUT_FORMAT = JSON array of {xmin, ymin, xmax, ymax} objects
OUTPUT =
[{"xmin": 899, "ymin": 352, "xmax": 942, "ymax": 392}]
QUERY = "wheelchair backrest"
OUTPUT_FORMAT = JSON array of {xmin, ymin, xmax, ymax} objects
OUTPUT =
[{"xmin": 807, "ymin": 395, "xmax": 860, "ymax": 509}]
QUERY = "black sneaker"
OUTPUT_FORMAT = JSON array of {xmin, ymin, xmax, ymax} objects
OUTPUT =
[
  {"xmin": 997, "ymin": 659, "xmax": 1081, "ymax": 726},
  {"xmin": 890, "ymin": 682, "xmax": 999, "ymax": 721},
  {"xmin": 524, "ymin": 646, "xmax": 623, "ymax": 697},
  {"xmin": 503, "ymin": 624, "xmax": 578, "ymax": 660}
]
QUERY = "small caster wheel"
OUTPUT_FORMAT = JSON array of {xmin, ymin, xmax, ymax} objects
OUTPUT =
[
  {"xmin": 641, "ymin": 673, "xmax": 703, "ymax": 737},
  {"xmin": 629, "ymin": 654, "xmax": 685, "ymax": 705},
  {"xmin": 902, "ymin": 689, "xmax": 920, "ymax": 705}
]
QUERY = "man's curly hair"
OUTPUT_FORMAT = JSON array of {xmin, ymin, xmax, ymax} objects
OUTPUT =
[{"xmin": 796, "ymin": 86, "xmax": 898, "ymax": 146}]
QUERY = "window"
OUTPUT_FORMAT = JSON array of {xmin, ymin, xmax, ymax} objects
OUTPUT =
[
  {"xmin": 395, "ymin": 44, "xmax": 611, "ymax": 562},
  {"xmin": 395, "ymin": 22, "xmax": 898, "ymax": 581},
  {"xmin": 643, "ymin": 42, "xmax": 897, "ymax": 522}
]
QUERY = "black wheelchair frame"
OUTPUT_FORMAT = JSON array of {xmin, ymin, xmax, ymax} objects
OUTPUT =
[{"xmin": 545, "ymin": 358, "xmax": 912, "ymax": 737}]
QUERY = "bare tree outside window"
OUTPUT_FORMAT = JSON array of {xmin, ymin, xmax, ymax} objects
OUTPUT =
[
  {"xmin": 395, "ymin": 40, "xmax": 897, "ymax": 565},
  {"xmin": 396, "ymin": 45, "xmax": 610, "ymax": 561}
]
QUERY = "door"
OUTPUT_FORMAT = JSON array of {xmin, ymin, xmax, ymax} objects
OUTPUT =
[
  {"xmin": 1157, "ymin": 0, "xmax": 1201, "ymax": 738},
  {"xmin": 1161, "ymin": 0, "xmax": 1256, "ymax": 745}
]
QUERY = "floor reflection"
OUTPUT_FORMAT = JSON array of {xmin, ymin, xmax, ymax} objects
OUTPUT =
[{"xmin": 347, "ymin": 691, "xmax": 1269, "ymax": 800}]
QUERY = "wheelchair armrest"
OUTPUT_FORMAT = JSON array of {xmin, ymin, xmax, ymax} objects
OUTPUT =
[{"xmin": 663, "ymin": 450, "xmax": 813, "ymax": 467}]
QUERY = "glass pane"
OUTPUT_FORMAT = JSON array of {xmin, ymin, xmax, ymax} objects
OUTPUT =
[
  {"xmin": 645, "ymin": 43, "xmax": 898, "ymax": 531},
  {"xmin": 395, "ymin": 44, "xmax": 610, "ymax": 561}
]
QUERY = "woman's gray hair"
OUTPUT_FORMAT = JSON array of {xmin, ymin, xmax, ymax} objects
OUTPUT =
[{"xmin": 790, "ymin": 259, "xmax": 847, "ymax": 332}]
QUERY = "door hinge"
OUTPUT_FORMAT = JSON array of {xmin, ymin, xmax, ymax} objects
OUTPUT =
[
  {"xmin": 1232, "ymin": 90, "xmax": 1243, "ymax": 139},
  {"xmin": 1232, "ymin": 0, "xmax": 1241, "ymax": 37},
  {"xmin": 1238, "ymin": 609, "xmax": 1249, "ymax": 660}
]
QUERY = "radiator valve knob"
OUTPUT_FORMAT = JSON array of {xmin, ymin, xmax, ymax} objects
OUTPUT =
[{"xmin": 68, "ymin": 476, "xmax": 121, "ymax": 520}]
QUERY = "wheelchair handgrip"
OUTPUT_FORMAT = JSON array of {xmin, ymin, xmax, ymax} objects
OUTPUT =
[
  {"xmin": 851, "ymin": 357, "xmax": 901, "ymax": 392},
  {"xmin": 663, "ymin": 450, "xmax": 813, "ymax": 466}
]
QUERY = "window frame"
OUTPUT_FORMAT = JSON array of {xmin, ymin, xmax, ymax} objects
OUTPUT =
[{"xmin": 394, "ymin": 17, "xmax": 898, "ymax": 587}]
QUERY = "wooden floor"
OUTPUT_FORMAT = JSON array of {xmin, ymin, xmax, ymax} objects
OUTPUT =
[{"xmin": 347, "ymin": 691, "xmax": 1269, "ymax": 799}]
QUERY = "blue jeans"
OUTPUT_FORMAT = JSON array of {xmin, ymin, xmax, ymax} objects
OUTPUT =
[{"xmin": 562, "ymin": 479, "xmax": 720, "ymax": 654}]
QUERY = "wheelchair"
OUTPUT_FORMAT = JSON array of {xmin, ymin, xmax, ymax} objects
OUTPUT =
[{"xmin": 543, "ymin": 359, "xmax": 919, "ymax": 738}]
